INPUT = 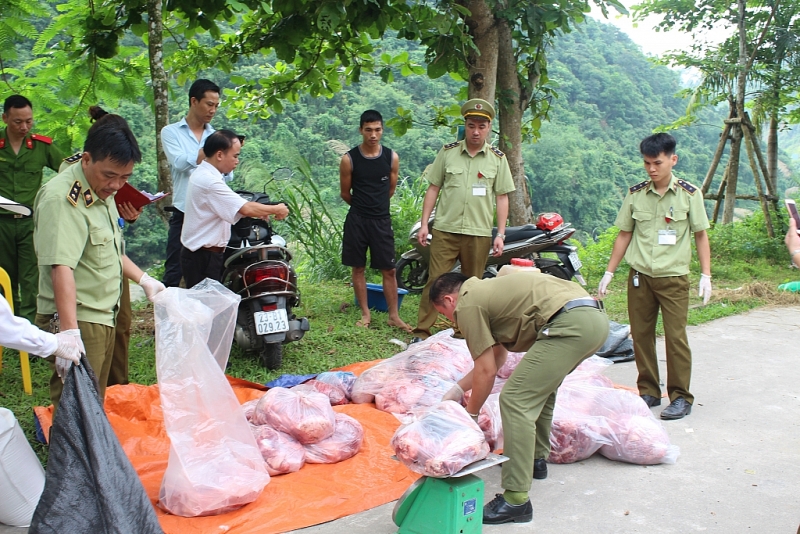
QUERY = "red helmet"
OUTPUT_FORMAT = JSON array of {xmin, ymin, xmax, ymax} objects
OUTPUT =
[{"xmin": 536, "ymin": 212, "xmax": 563, "ymax": 232}]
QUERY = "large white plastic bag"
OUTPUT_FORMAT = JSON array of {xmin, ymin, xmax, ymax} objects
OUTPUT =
[
  {"xmin": 177, "ymin": 278, "xmax": 240, "ymax": 370},
  {"xmin": 0, "ymin": 408, "xmax": 44, "ymax": 527},
  {"xmin": 350, "ymin": 329, "xmax": 473, "ymax": 413},
  {"xmin": 154, "ymin": 286, "xmax": 270, "ymax": 517},
  {"xmin": 391, "ymin": 401, "xmax": 489, "ymax": 478}
]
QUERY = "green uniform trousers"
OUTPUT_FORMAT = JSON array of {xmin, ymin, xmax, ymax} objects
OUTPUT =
[
  {"xmin": 499, "ymin": 306, "xmax": 609, "ymax": 493},
  {"xmin": 413, "ymin": 229, "xmax": 491, "ymax": 339},
  {"xmin": 0, "ymin": 217, "xmax": 38, "ymax": 322},
  {"xmin": 36, "ymin": 314, "xmax": 115, "ymax": 413},
  {"xmin": 627, "ymin": 269, "xmax": 693, "ymax": 404},
  {"xmin": 108, "ymin": 280, "xmax": 131, "ymax": 386}
]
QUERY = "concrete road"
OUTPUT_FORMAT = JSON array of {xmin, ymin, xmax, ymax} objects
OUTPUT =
[{"xmin": 3, "ymin": 306, "xmax": 799, "ymax": 533}]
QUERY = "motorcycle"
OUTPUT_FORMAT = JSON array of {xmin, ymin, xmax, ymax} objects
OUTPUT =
[
  {"xmin": 222, "ymin": 169, "xmax": 309, "ymax": 369},
  {"xmin": 395, "ymin": 211, "xmax": 586, "ymax": 292}
]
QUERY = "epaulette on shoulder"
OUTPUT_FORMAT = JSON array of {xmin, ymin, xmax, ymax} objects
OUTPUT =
[
  {"xmin": 30, "ymin": 133, "xmax": 53, "ymax": 145},
  {"xmin": 489, "ymin": 146, "xmax": 504, "ymax": 158},
  {"xmin": 676, "ymin": 179, "xmax": 698, "ymax": 195},
  {"xmin": 443, "ymin": 141, "xmax": 460, "ymax": 150},
  {"xmin": 629, "ymin": 180, "xmax": 649, "ymax": 194},
  {"xmin": 63, "ymin": 152, "xmax": 82, "ymax": 164}
]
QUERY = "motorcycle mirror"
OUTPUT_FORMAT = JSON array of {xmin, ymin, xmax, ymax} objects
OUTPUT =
[{"xmin": 272, "ymin": 168, "xmax": 294, "ymax": 181}]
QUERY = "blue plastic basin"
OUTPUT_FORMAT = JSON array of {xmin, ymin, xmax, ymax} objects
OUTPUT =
[{"xmin": 355, "ymin": 283, "xmax": 409, "ymax": 312}]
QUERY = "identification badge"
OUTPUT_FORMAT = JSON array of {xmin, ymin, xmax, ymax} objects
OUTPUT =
[
  {"xmin": 658, "ymin": 229, "xmax": 677, "ymax": 245},
  {"xmin": 472, "ymin": 184, "xmax": 487, "ymax": 196}
]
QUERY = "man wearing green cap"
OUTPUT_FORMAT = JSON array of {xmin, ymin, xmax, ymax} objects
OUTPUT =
[{"xmin": 411, "ymin": 98, "xmax": 515, "ymax": 341}]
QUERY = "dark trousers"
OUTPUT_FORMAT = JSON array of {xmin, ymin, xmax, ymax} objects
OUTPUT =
[
  {"xmin": 0, "ymin": 217, "xmax": 38, "ymax": 321},
  {"xmin": 163, "ymin": 210, "xmax": 185, "ymax": 287},
  {"xmin": 181, "ymin": 247, "xmax": 224, "ymax": 289}
]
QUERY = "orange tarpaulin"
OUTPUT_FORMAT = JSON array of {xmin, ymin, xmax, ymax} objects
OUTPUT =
[{"xmin": 35, "ymin": 361, "xmax": 420, "ymax": 534}]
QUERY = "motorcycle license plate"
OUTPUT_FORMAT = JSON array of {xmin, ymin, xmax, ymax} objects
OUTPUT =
[
  {"xmin": 568, "ymin": 251, "xmax": 582, "ymax": 271},
  {"xmin": 254, "ymin": 309, "xmax": 289, "ymax": 335}
]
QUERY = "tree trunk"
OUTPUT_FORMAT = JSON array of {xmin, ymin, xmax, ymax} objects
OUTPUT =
[
  {"xmin": 767, "ymin": 111, "xmax": 778, "ymax": 194},
  {"xmin": 463, "ymin": 0, "xmax": 498, "ymax": 101},
  {"xmin": 722, "ymin": 0, "xmax": 748, "ymax": 225},
  {"xmin": 722, "ymin": 126, "xmax": 741, "ymax": 224},
  {"xmin": 147, "ymin": 0, "xmax": 170, "ymax": 222},
  {"xmin": 496, "ymin": 18, "xmax": 532, "ymax": 225}
]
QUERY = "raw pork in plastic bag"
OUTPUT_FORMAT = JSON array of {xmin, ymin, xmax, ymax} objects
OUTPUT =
[
  {"xmin": 391, "ymin": 401, "xmax": 490, "ymax": 477},
  {"xmin": 154, "ymin": 285, "xmax": 270, "ymax": 517},
  {"xmin": 496, "ymin": 351, "xmax": 524, "ymax": 379},
  {"xmin": 293, "ymin": 379, "xmax": 348, "ymax": 406},
  {"xmin": 251, "ymin": 425, "xmax": 306, "ymax": 475},
  {"xmin": 351, "ymin": 330, "xmax": 473, "ymax": 412},
  {"xmin": 304, "ymin": 413, "xmax": 364, "ymax": 464},
  {"xmin": 549, "ymin": 356, "xmax": 679, "ymax": 465},
  {"xmin": 314, "ymin": 371, "xmax": 357, "ymax": 401},
  {"xmin": 254, "ymin": 387, "xmax": 336, "ymax": 444},
  {"xmin": 241, "ymin": 397, "xmax": 261, "ymax": 423},
  {"xmin": 477, "ymin": 392, "xmax": 504, "ymax": 451}
]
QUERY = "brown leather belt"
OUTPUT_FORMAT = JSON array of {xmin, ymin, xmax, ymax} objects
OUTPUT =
[
  {"xmin": 548, "ymin": 297, "xmax": 603, "ymax": 324},
  {"xmin": 202, "ymin": 245, "xmax": 225, "ymax": 254}
]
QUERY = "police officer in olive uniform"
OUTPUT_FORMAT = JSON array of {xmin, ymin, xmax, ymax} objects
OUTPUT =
[
  {"xmin": 599, "ymin": 133, "xmax": 711, "ymax": 421},
  {"xmin": 0, "ymin": 95, "xmax": 64, "ymax": 321},
  {"xmin": 432, "ymin": 271, "xmax": 608, "ymax": 525},
  {"xmin": 411, "ymin": 99, "xmax": 516, "ymax": 341},
  {"xmin": 34, "ymin": 112, "xmax": 164, "ymax": 410}
]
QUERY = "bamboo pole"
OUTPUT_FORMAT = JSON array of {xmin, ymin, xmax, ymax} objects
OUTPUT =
[
  {"xmin": 712, "ymin": 164, "xmax": 729, "ymax": 224},
  {"xmin": 741, "ymin": 124, "xmax": 774, "ymax": 237},
  {"xmin": 701, "ymin": 123, "xmax": 732, "ymax": 195}
]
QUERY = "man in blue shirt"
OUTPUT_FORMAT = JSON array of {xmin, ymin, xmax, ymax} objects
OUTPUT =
[{"xmin": 160, "ymin": 79, "xmax": 221, "ymax": 287}]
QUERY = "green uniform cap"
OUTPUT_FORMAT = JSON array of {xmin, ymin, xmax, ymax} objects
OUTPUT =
[{"xmin": 461, "ymin": 98, "xmax": 495, "ymax": 121}]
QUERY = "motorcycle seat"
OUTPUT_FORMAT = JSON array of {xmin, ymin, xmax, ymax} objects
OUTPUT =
[{"xmin": 495, "ymin": 224, "xmax": 546, "ymax": 242}]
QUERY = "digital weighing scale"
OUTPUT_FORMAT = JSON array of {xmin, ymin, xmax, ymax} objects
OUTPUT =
[{"xmin": 392, "ymin": 453, "xmax": 509, "ymax": 534}]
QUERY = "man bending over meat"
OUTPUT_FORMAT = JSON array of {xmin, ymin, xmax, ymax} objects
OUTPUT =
[{"xmin": 431, "ymin": 271, "xmax": 608, "ymax": 525}]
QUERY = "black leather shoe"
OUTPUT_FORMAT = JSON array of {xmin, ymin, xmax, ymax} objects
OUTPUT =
[
  {"xmin": 661, "ymin": 397, "xmax": 692, "ymax": 420},
  {"xmin": 533, "ymin": 458, "xmax": 548, "ymax": 480},
  {"xmin": 483, "ymin": 494, "xmax": 533, "ymax": 525},
  {"xmin": 640, "ymin": 394, "xmax": 661, "ymax": 408}
]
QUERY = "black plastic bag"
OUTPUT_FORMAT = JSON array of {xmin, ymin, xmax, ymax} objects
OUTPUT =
[
  {"xmin": 29, "ymin": 355, "xmax": 163, "ymax": 534},
  {"xmin": 596, "ymin": 321, "xmax": 635, "ymax": 363}
]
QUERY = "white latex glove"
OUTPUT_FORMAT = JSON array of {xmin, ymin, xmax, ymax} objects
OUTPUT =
[
  {"xmin": 442, "ymin": 384, "xmax": 464, "ymax": 403},
  {"xmin": 698, "ymin": 273, "xmax": 712, "ymax": 305},
  {"xmin": 55, "ymin": 329, "xmax": 84, "ymax": 382},
  {"xmin": 139, "ymin": 273, "xmax": 166, "ymax": 302},
  {"xmin": 598, "ymin": 271, "xmax": 614, "ymax": 298}
]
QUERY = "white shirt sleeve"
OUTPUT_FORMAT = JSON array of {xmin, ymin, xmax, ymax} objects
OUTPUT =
[{"xmin": 0, "ymin": 298, "xmax": 58, "ymax": 356}]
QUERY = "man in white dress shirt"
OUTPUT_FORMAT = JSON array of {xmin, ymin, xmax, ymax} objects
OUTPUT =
[{"xmin": 181, "ymin": 130, "xmax": 289, "ymax": 288}]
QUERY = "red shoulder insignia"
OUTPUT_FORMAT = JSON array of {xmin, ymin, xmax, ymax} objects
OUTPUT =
[
  {"xmin": 676, "ymin": 179, "xmax": 698, "ymax": 195},
  {"xmin": 629, "ymin": 180, "xmax": 649, "ymax": 194},
  {"xmin": 0, "ymin": 139, "xmax": 5, "ymax": 149},
  {"xmin": 30, "ymin": 134, "xmax": 53, "ymax": 145}
]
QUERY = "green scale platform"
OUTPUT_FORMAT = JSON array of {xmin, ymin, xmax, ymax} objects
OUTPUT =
[{"xmin": 392, "ymin": 453, "xmax": 509, "ymax": 534}]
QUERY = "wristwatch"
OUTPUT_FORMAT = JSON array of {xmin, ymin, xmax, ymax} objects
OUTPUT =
[{"xmin": 496, "ymin": 234, "xmax": 505, "ymax": 241}]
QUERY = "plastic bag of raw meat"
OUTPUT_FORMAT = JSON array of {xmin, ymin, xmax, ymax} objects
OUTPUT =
[
  {"xmin": 477, "ymin": 392, "xmax": 504, "ymax": 451},
  {"xmin": 251, "ymin": 425, "xmax": 306, "ymax": 475},
  {"xmin": 548, "ymin": 415, "xmax": 611, "ymax": 464},
  {"xmin": 293, "ymin": 379, "xmax": 348, "ymax": 406},
  {"xmin": 154, "ymin": 285, "xmax": 270, "ymax": 517},
  {"xmin": 241, "ymin": 397, "xmax": 261, "ymax": 423},
  {"xmin": 496, "ymin": 352, "xmax": 524, "ymax": 379},
  {"xmin": 254, "ymin": 387, "xmax": 336, "ymax": 444},
  {"xmin": 304, "ymin": 413, "xmax": 364, "ymax": 464},
  {"xmin": 561, "ymin": 355, "xmax": 615, "ymax": 387},
  {"xmin": 391, "ymin": 401, "xmax": 490, "ymax": 478},
  {"xmin": 463, "ymin": 377, "xmax": 506, "ymax": 405},
  {"xmin": 599, "ymin": 414, "xmax": 679, "ymax": 465},
  {"xmin": 314, "ymin": 371, "xmax": 357, "ymax": 400},
  {"xmin": 351, "ymin": 329, "xmax": 473, "ymax": 409}
]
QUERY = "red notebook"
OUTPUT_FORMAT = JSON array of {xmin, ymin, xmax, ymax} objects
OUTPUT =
[{"xmin": 114, "ymin": 182, "xmax": 168, "ymax": 210}]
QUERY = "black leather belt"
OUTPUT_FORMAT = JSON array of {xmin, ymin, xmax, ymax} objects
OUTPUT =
[
  {"xmin": 548, "ymin": 297, "xmax": 603, "ymax": 323},
  {"xmin": 0, "ymin": 213, "xmax": 26, "ymax": 219},
  {"xmin": 202, "ymin": 245, "xmax": 225, "ymax": 254}
]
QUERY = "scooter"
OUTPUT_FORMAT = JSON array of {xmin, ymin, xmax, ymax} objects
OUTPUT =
[
  {"xmin": 221, "ymin": 169, "xmax": 309, "ymax": 369},
  {"xmin": 395, "ymin": 211, "xmax": 586, "ymax": 293}
]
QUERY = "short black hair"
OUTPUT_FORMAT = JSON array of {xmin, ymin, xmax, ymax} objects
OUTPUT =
[
  {"xmin": 360, "ymin": 110, "xmax": 383, "ymax": 128},
  {"xmin": 83, "ymin": 114, "xmax": 141, "ymax": 165},
  {"xmin": 640, "ymin": 133, "xmax": 677, "ymax": 157},
  {"xmin": 203, "ymin": 129, "xmax": 240, "ymax": 158},
  {"xmin": 429, "ymin": 272, "xmax": 469, "ymax": 306},
  {"xmin": 3, "ymin": 95, "xmax": 33, "ymax": 113},
  {"xmin": 189, "ymin": 79, "xmax": 220, "ymax": 104}
]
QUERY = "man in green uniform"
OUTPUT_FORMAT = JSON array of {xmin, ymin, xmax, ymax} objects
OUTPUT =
[
  {"xmin": 411, "ymin": 98, "xmax": 516, "ymax": 342},
  {"xmin": 431, "ymin": 271, "xmax": 608, "ymax": 525},
  {"xmin": 598, "ymin": 133, "xmax": 711, "ymax": 420},
  {"xmin": 34, "ymin": 111, "xmax": 164, "ymax": 409},
  {"xmin": 0, "ymin": 95, "xmax": 64, "ymax": 321}
]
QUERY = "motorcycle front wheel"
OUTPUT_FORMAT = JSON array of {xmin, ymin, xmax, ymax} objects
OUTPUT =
[
  {"xmin": 396, "ymin": 257, "xmax": 428, "ymax": 294},
  {"xmin": 259, "ymin": 343, "xmax": 283, "ymax": 370}
]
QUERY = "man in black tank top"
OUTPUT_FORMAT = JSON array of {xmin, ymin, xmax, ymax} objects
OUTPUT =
[{"xmin": 339, "ymin": 110, "xmax": 412, "ymax": 333}]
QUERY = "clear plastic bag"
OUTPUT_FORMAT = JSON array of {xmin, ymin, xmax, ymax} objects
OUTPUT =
[
  {"xmin": 314, "ymin": 371, "xmax": 357, "ymax": 401},
  {"xmin": 154, "ymin": 286, "xmax": 270, "ymax": 517},
  {"xmin": 251, "ymin": 425, "xmax": 306, "ymax": 476},
  {"xmin": 351, "ymin": 330, "xmax": 473, "ymax": 413},
  {"xmin": 293, "ymin": 379, "xmax": 348, "ymax": 406},
  {"xmin": 304, "ymin": 413, "xmax": 364, "ymax": 464},
  {"xmin": 391, "ymin": 401, "xmax": 489, "ymax": 478},
  {"xmin": 477, "ymin": 392, "xmax": 503, "ymax": 451},
  {"xmin": 253, "ymin": 387, "xmax": 336, "ymax": 444}
]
